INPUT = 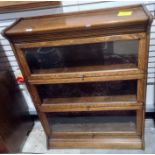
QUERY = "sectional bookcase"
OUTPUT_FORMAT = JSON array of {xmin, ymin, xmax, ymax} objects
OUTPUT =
[{"xmin": 4, "ymin": 5, "xmax": 152, "ymax": 149}]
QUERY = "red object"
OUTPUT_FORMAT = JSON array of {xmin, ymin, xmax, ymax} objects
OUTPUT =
[{"xmin": 16, "ymin": 76, "xmax": 24, "ymax": 84}]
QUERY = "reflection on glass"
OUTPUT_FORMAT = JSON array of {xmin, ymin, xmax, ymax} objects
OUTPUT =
[
  {"xmin": 23, "ymin": 40, "xmax": 138, "ymax": 73},
  {"xmin": 46, "ymin": 111, "xmax": 136, "ymax": 133},
  {"xmin": 36, "ymin": 80, "xmax": 137, "ymax": 101}
]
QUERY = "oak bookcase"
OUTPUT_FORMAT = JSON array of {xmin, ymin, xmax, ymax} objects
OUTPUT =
[{"xmin": 4, "ymin": 5, "xmax": 153, "ymax": 149}]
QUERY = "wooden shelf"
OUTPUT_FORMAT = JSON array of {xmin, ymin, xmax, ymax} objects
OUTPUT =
[
  {"xmin": 39, "ymin": 95, "xmax": 142, "ymax": 112},
  {"xmin": 33, "ymin": 64, "xmax": 138, "ymax": 75},
  {"xmin": 29, "ymin": 64, "xmax": 143, "ymax": 84}
]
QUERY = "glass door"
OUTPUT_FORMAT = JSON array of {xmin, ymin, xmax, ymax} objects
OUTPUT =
[
  {"xmin": 46, "ymin": 110, "xmax": 139, "ymax": 136},
  {"xmin": 23, "ymin": 40, "xmax": 138, "ymax": 74}
]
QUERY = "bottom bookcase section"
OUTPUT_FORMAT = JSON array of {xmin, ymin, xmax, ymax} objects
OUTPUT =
[{"xmin": 46, "ymin": 110, "xmax": 143, "ymax": 149}]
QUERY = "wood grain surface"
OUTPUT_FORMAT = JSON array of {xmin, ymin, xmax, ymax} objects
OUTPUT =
[
  {"xmin": 3, "ymin": 5, "xmax": 152, "ymax": 149},
  {"xmin": 0, "ymin": 1, "xmax": 61, "ymax": 13}
]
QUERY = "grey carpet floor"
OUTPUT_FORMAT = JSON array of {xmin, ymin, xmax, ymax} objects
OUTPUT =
[{"xmin": 22, "ymin": 119, "xmax": 155, "ymax": 154}]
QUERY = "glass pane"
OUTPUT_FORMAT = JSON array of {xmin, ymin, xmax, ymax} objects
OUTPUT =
[
  {"xmin": 23, "ymin": 40, "xmax": 138, "ymax": 73},
  {"xmin": 46, "ymin": 111, "xmax": 136, "ymax": 133},
  {"xmin": 36, "ymin": 80, "xmax": 137, "ymax": 102}
]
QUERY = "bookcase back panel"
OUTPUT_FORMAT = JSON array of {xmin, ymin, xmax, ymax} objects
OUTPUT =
[{"xmin": 23, "ymin": 40, "xmax": 138, "ymax": 74}]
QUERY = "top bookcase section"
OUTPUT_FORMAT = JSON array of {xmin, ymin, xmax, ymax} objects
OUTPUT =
[{"xmin": 3, "ymin": 5, "xmax": 153, "ymax": 84}]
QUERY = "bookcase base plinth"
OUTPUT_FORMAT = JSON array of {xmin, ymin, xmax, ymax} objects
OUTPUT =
[{"xmin": 48, "ymin": 136, "xmax": 143, "ymax": 149}]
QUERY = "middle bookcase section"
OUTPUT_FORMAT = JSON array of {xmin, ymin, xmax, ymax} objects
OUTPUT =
[
  {"xmin": 23, "ymin": 40, "xmax": 138, "ymax": 74},
  {"xmin": 36, "ymin": 80, "xmax": 139, "ymax": 112}
]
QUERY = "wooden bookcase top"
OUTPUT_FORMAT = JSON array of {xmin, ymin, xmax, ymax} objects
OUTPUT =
[{"xmin": 4, "ymin": 5, "xmax": 152, "ymax": 43}]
